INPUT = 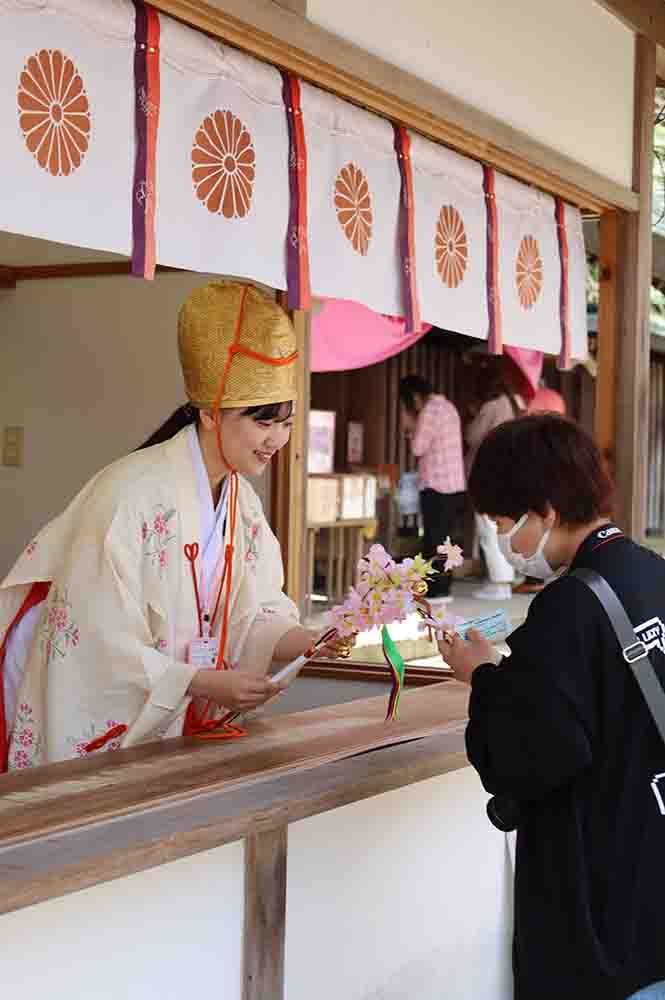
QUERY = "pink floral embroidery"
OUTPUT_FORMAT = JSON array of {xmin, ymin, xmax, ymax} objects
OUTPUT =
[
  {"xmin": 243, "ymin": 516, "xmax": 260, "ymax": 564},
  {"xmin": 142, "ymin": 505, "xmax": 176, "ymax": 576},
  {"xmin": 9, "ymin": 702, "xmax": 43, "ymax": 769},
  {"xmin": 68, "ymin": 719, "xmax": 125, "ymax": 757},
  {"xmin": 41, "ymin": 587, "xmax": 79, "ymax": 663},
  {"xmin": 26, "ymin": 539, "xmax": 38, "ymax": 556},
  {"xmin": 154, "ymin": 637, "xmax": 168, "ymax": 652}
]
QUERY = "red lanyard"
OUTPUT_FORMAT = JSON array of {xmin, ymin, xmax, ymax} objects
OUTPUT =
[{"xmin": 184, "ymin": 540, "xmax": 229, "ymax": 640}]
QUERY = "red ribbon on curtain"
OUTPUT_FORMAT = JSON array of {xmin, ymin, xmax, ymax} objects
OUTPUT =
[
  {"xmin": 281, "ymin": 71, "xmax": 311, "ymax": 311},
  {"xmin": 393, "ymin": 125, "xmax": 421, "ymax": 335},
  {"xmin": 131, "ymin": 1, "xmax": 160, "ymax": 280},
  {"xmin": 555, "ymin": 197, "xmax": 572, "ymax": 370},
  {"xmin": 483, "ymin": 165, "xmax": 502, "ymax": 355}
]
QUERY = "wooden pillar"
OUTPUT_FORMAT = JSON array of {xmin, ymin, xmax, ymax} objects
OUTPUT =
[
  {"xmin": 613, "ymin": 35, "xmax": 655, "ymax": 539},
  {"xmin": 242, "ymin": 827, "xmax": 288, "ymax": 1000},
  {"xmin": 272, "ymin": 306, "xmax": 310, "ymax": 611},
  {"xmin": 595, "ymin": 211, "xmax": 619, "ymax": 474}
]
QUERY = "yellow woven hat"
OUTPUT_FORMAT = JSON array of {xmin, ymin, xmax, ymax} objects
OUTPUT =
[{"xmin": 178, "ymin": 281, "xmax": 298, "ymax": 410}]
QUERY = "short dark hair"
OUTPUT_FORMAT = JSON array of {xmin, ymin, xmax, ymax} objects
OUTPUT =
[
  {"xmin": 399, "ymin": 375, "xmax": 434, "ymax": 413},
  {"xmin": 468, "ymin": 414, "xmax": 614, "ymax": 525}
]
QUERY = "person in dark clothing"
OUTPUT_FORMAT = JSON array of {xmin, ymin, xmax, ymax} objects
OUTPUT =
[
  {"xmin": 399, "ymin": 375, "xmax": 465, "ymax": 600},
  {"xmin": 441, "ymin": 414, "xmax": 665, "ymax": 1000}
]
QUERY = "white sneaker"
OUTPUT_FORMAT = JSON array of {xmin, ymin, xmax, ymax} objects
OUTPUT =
[{"xmin": 472, "ymin": 583, "xmax": 512, "ymax": 601}]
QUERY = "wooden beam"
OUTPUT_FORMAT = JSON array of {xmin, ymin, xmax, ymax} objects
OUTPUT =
[
  {"xmin": 594, "ymin": 1, "xmax": 665, "ymax": 50},
  {"xmin": 595, "ymin": 212, "xmax": 619, "ymax": 474},
  {"xmin": 6, "ymin": 262, "xmax": 182, "ymax": 281},
  {"xmin": 243, "ymin": 827, "xmax": 288, "ymax": 1000},
  {"xmin": 0, "ymin": 266, "xmax": 16, "ymax": 288},
  {"xmin": 149, "ymin": 0, "xmax": 636, "ymax": 213},
  {"xmin": 0, "ymin": 727, "xmax": 467, "ymax": 917},
  {"xmin": 614, "ymin": 36, "xmax": 656, "ymax": 539},
  {"xmin": 272, "ymin": 306, "xmax": 309, "ymax": 610}
]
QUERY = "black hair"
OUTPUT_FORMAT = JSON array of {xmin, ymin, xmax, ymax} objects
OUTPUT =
[
  {"xmin": 468, "ymin": 414, "xmax": 614, "ymax": 525},
  {"xmin": 399, "ymin": 375, "xmax": 434, "ymax": 414},
  {"xmin": 138, "ymin": 400, "xmax": 294, "ymax": 450}
]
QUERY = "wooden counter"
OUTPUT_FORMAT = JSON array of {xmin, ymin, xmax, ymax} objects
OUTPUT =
[{"xmin": 0, "ymin": 679, "xmax": 510, "ymax": 1000}]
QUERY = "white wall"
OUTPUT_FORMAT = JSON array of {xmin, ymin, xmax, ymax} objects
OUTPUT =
[
  {"xmin": 0, "ymin": 273, "xmax": 271, "ymax": 578},
  {"xmin": 0, "ymin": 768, "xmax": 510, "ymax": 1000},
  {"xmin": 0, "ymin": 841, "xmax": 244, "ymax": 999},
  {"xmin": 307, "ymin": 0, "xmax": 635, "ymax": 189},
  {"xmin": 286, "ymin": 767, "xmax": 513, "ymax": 1000}
]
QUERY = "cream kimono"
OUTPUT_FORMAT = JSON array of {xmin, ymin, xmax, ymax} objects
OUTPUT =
[{"xmin": 0, "ymin": 427, "xmax": 299, "ymax": 769}]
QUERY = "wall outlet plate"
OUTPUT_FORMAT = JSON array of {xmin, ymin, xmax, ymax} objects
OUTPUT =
[{"xmin": 3, "ymin": 426, "xmax": 24, "ymax": 467}]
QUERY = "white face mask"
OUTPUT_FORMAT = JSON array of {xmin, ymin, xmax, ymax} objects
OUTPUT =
[{"xmin": 497, "ymin": 513, "xmax": 559, "ymax": 582}]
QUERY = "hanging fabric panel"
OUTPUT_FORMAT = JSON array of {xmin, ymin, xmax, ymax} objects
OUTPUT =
[
  {"xmin": 0, "ymin": 0, "xmax": 135, "ymax": 256},
  {"xmin": 155, "ymin": 15, "xmax": 289, "ymax": 289},
  {"xmin": 563, "ymin": 201, "xmax": 588, "ymax": 362},
  {"xmin": 301, "ymin": 81, "xmax": 402, "ymax": 317},
  {"xmin": 410, "ymin": 133, "xmax": 488, "ymax": 342},
  {"xmin": 0, "ymin": 1, "xmax": 588, "ymax": 363},
  {"xmin": 493, "ymin": 173, "xmax": 563, "ymax": 356}
]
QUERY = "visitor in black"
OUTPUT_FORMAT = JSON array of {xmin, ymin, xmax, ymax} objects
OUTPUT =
[{"xmin": 442, "ymin": 414, "xmax": 665, "ymax": 1000}]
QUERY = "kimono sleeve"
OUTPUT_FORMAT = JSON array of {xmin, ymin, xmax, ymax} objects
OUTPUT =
[
  {"xmin": 97, "ymin": 502, "xmax": 195, "ymax": 746},
  {"xmin": 237, "ymin": 505, "xmax": 300, "ymax": 675}
]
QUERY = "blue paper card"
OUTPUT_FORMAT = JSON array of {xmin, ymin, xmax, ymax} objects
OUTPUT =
[{"xmin": 456, "ymin": 609, "xmax": 510, "ymax": 644}]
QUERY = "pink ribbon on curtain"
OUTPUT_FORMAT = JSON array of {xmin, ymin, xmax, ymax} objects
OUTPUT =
[
  {"xmin": 483, "ymin": 165, "xmax": 502, "ymax": 355},
  {"xmin": 555, "ymin": 197, "xmax": 572, "ymax": 370},
  {"xmin": 131, "ymin": 1, "xmax": 160, "ymax": 280},
  {"xmin": 393, "ymin": 125, "xmax": 421, "ymax": 334},
  {"xmin": 281, "ymin": 71, "xmax": 311, "ymax": 311},
  {"xmin": 311, "ymin": 298, "xmax": 430, "ymax": 372}
]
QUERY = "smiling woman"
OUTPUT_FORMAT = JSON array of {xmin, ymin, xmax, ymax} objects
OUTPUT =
[{"xmin": 0, "ymin": 280, "xmax": 324, "ymax": 771}]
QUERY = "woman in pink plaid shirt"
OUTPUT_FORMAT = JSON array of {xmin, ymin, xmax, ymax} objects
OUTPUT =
[{"xmin": 399, "ymin": 376, "xmax": 465, "ymax": 601}]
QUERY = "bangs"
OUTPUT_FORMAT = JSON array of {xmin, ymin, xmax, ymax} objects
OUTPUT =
[{"xmin": 243, "ymin": 400, "xmax": 294, "ymax": 422}]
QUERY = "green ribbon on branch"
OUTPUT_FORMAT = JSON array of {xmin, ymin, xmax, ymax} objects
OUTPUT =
[{"xmin": 382, "ymin": 625, "xmax": 406, "ymax": 721}]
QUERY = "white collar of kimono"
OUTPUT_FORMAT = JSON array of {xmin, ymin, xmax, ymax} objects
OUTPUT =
[{"xmin": 187, "ymin": 423, "xmax": 229, "ymax": 607}]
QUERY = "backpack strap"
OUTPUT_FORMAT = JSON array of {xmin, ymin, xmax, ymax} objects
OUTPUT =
[{"xmin": 572, "ymin": 567, "xmax": 665, "ymax": 746}]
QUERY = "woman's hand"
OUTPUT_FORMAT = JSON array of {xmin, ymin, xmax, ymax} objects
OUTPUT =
[
  {"xmin": 318, "ymin": 632, "xmax": 357, "ymax": 660},
  {"xmin": 437, "ymin": 629, "xmax": 500, "ymax": 685},
  {"xmin": 189, "ymin": 669, "xmax": 284, "ymax": 711}
]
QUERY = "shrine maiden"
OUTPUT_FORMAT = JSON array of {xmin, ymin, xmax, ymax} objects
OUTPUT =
[{"xmin": 0, "ymin": 281, "xmax": 327, "ymax": 770}]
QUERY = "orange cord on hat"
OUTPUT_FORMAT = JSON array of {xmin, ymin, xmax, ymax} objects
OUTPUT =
[{"xmin": 185, "ymin": 287, "xmax": 299, "ymax": 741}]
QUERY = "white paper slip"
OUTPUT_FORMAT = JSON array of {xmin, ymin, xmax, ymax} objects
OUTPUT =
[
  {"xmin": 456, "ymin": 610, "xmax": 511, "ymax": 644},
  {"xmin": 271, "ymin": 652, "xmax": 309, "ymax": 686}
]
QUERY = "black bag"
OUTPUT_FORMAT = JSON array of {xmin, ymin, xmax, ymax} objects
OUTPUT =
[{"xmin": 486, "ymin": 568, "xmax": 665, "ymax": 831}]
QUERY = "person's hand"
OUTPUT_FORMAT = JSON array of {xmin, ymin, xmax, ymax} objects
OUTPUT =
[
  {"xmin": 189, "ymin": 669, "xmax": 284, "ymax": 711},
  {"xmin": 318, "ymin": 632, "xmax": 357, "ymax": 660},
  {"xmin": 437, "ymin": 629, "xmax": 500, "ymax": 685}
]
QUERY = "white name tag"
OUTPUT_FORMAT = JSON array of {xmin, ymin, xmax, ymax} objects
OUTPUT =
[{"xmin": 187, "ymin": 636, "xmax": 220, "ymax": 667}]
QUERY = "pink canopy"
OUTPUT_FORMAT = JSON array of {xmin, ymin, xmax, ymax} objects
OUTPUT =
[
  {"xmin": 311, "ymin": 298, "xmax": 430, "ymax": 372},
  {"xmin": 311, "ymin": 299, "xmax": 545, "ymax": 392},
  {"xmin": 504, "ymin": 346, "xmax": 543, "ymax": 400}
]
